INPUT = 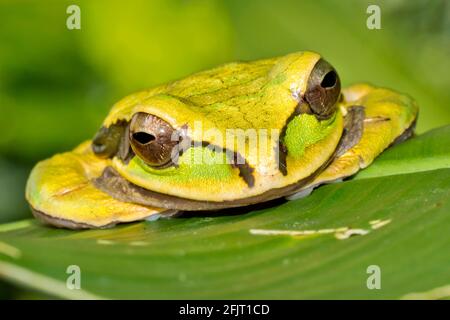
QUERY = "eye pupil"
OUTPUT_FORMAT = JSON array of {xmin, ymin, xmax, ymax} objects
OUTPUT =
[
  {"xmin": 321, "ymin": 71, "xmax": 337, "ymax": 88},
  {"xmin": 132, "ymin": 132, "xmax": 155, "ymax": 145}
]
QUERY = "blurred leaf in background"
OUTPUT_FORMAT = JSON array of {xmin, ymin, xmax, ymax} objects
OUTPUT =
[
  {"xmin": 0, "ymin": 0, "xmax": 233, "ymax": 162},
  {"xmin": 80, "ymin": 0, "xmax": 234, "ymax": 92}
]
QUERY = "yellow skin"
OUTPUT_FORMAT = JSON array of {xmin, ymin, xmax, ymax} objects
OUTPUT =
[{"xmin": 26, "ymin": 52, "xmax": 418, "ymax": 229}]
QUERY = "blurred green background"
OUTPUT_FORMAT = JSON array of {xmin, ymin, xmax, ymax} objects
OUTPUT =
[{"xmin": 0, "ymin": 0, "xmax": 449, "ymax": 225}]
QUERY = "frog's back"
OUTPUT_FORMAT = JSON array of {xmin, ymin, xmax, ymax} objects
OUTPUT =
[{"xmin": 104, "ymin": 51, "xmax": 322, "ymax": 133}]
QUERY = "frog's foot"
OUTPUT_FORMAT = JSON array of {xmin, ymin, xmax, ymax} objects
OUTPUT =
[
  {"xmin": 285, "ymin": 178, "xmax": 344, "ymax": 201},
  {"xmin": 145, "ymin": 210, "xmax": 182, "ymax": 222},
  {"xmin": 285, "ymin": 186, "xmax": 314, "ymax": 201},
  {"xmin": 26, "ymin": 141, "xmax": 170, "ymax": 229}
]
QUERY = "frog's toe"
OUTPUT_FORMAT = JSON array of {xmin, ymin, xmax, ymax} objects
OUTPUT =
[
  {"xmin": 285, "ymin": 186, "xmax": 314, "ymax": 201},
  {"xmin": 26, "ymin": 141, "xmax": 167, "ymax": 229}
]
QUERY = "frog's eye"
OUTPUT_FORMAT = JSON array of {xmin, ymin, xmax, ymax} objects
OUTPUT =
[
  {"xmin": 129, "ymin": 112, "xmax": 178, "ymax": 167},
  {"xmin": 304, "ymin": 59, "xmax": 341, "ymax": 120}
]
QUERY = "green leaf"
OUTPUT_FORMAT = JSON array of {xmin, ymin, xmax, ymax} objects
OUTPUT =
[{"xmin": 0, "ymin": 126, "xmax": 449, "ymax": 299}]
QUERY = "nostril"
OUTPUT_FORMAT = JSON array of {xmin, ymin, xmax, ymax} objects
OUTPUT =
[
  {"xmin": 132, "ymin": 132, "xmax": 156, "ymax": 145},
  {"xmin": 321, "ymin": 71, "xmax": 337, "ymax": 88}
]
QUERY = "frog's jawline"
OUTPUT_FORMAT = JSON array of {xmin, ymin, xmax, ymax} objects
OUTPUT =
[
  {"xmin": 93, "ymin": 107, "xmax": 367, "ymax": 211},
  {"xmin": 30, "ymin": 206, "xmax": 111, "ymax": 229},
  {"xmin": 94, "ymin": 164, "xmax": 323, "ymax": 211},
  {"xmin": 30, "ymin": 206, "xmax": 179, "ymax": 230}
]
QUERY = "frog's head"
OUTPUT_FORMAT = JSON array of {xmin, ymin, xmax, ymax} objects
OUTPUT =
[
  {"xmin": 26, "ymin": 51, "xmax": 418, "ymax": 228},
  {"xmin": 90, "ymin": 52, "xmax": 343, "ymax": 204}
]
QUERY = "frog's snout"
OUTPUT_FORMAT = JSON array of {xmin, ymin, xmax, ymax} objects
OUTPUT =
[{"xmin": 304, "ymin": 59, "xmax": 341, "ymax": 120}]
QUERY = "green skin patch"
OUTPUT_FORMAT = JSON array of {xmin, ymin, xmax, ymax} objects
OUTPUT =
[
  {"xmin": 283, "ymin": 113, "xmax": 338, "ymax": 158},
  {"xmin": 128, "ymin": 147, "xmax": 236, "ymax": 183}
]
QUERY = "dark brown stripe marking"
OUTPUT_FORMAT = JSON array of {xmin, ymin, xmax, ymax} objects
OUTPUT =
[
  {"xmin": 277, "ymin": 101, "xmax": 304, "ymax": 176},
  {"xmin": 335, "ymin": 105, "xmax": 365, "ymax": 157}
]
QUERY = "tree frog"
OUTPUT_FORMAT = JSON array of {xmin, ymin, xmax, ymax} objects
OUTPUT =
[{"xmin": 26, "ymin": 52, "xmax": 418, "ymax": 229}]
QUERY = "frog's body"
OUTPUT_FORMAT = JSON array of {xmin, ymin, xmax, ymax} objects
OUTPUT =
[{"xmin": 26, "ymin": 52, "xmax": 418, "ymax": 229}]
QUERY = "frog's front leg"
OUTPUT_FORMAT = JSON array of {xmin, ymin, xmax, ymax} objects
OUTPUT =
[{"xmin": 285, "ymin": 83, "xmax": 418, "ymax": 199}]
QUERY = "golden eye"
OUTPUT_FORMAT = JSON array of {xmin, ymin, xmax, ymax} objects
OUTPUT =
[
  {"xmin": 129, "ymin": 112, "xmax": 178, "ymax": 167},
  {"xmin": 304, "ymin": 59, "xmax": 341, "ymax": 120}
]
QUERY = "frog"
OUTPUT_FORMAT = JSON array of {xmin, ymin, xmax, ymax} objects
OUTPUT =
[{"xmin": 26, "ymin": 51, "xmax": 418, "ymax": 229}]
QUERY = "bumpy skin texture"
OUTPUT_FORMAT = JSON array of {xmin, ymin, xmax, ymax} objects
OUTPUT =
[{"xmin": 26, "ymin": 52, "xmax": 418, "ymax": 229}]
